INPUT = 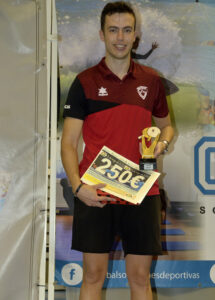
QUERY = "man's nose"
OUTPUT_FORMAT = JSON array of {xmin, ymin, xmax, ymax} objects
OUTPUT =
[{"xmin": 117, "ymin": 29, "xmax": 124, "ymax": 41}]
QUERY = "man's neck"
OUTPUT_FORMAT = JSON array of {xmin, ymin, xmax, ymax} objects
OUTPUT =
[{"xmin": 105, "ymin": 55, "xmax": 131, "ymax": 80}]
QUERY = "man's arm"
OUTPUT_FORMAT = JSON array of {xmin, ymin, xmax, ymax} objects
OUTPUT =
[
  {"xmin": 131, "ymin": 49, "xmax": 153, "ymax": 60},
  {"xmin": 131, "ymin": 42, "xmax": 159, "ymax": 60},
  {"xmin": 61, "ymin": 117, "xmax": 114, "ymax": 207},
  {"xmin": 153, "ymin": 113, "xmax": 174, "ymax": 158},
  {"xmin": 61, "ymin": 117, "xmax": 83, "ymax": 192}
]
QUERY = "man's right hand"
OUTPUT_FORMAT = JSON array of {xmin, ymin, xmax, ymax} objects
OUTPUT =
[{"xmin": 76, "ymin": 183, "xmax": 116, "ymax": 208}]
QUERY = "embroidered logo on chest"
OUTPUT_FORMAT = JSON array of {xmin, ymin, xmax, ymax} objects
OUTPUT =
[
  {"xmin": 98, "ymin": 87, "xmax": 108, "ymax": 96},
  {"xmin": 137, "ymin": 86, "xmax": 148, "ymax": 100}
]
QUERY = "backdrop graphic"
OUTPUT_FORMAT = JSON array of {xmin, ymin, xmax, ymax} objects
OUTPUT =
[{"xmin": 55, "ymin": 0, "xmax": 215, "ymax": 288}]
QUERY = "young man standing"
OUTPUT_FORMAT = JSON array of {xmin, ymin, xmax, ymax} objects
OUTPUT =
[{"xmin": 61, "ymin": 2, "xmax": 174, "ymax": 300}]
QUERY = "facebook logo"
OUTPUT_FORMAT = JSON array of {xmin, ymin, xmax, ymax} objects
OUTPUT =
[
  {"xmin": 61, "ymin": 263, "xmax": 83, "ymax": 286},
  {"xmin": 194, "ymin": 137, "xmax": 215, "ymax": 195},
  {"xmin": 70, "ymin": 268, "xmax": 76, "ymax": 280}
]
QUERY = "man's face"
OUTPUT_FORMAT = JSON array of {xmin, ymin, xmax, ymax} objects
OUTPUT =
[{"xmin": 100, "ymin": 13, "xmax": 136, "ymax": 61}]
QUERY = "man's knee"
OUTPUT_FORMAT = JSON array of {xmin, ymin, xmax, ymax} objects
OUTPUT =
[
  {"xmin": 83, "ymin": 264, "xmax": 107, "ymax": 285},
  {"xmin": 127, "ymin": 268, "xmax": 151, "ymax": 288}
]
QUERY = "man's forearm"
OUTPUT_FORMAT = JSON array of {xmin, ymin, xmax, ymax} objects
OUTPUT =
[
  {"xmin": 61, "ymin": 139, "xmax": 113, "ymax": 207},
  {"xmin": 153, "ymin": 117, "xmax": 174, "ymax": 157},
  {"xmin": 159, "ymin": 125, "xmax": 174, "ymax": 144},
  {"xmin": 61, "ymin": 142, "xmax": 81, "ymax": 193}
]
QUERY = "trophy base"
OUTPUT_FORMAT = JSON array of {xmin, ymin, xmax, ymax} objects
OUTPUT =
[{"xmin": 139, "ymin": 158, "xmax": 157, "ymax": 171}]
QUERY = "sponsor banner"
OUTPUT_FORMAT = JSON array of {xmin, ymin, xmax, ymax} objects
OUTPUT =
[{"xmin": 55, "ymin": 260, "xmax": 215, "ymax": 288}]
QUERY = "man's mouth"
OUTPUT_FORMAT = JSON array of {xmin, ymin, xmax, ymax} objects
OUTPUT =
[{"xmin": 114, "ymin": 44, "xmax": 126, "ymax": 50}]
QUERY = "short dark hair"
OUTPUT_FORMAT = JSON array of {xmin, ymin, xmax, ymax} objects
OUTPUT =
[{"xmin": 100, "ymin": 1, "xmax": 136, "ymax": 31}]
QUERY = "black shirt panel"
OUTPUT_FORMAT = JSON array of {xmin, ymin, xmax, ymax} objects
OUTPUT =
[
  {"xmin": 63, "ymin": 76, "xmax": 87, "ymax": 120},
  {"xmin": 63, "ymin": 75, "xmax": 121, "ymax": 119},
  {"xmin": 86, "ymin": 99, "xmax": 120, "ymax": 115}
]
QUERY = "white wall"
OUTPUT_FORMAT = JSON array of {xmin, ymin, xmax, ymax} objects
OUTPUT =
[{"xmin": 0, "ymin": 1, "xmax": 48, "ymax": 299}]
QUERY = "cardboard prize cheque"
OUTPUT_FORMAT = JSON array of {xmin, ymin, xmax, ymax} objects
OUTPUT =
[{"xmin": 81, "ymin": 146, "xmax": 160, "ymax": 204}]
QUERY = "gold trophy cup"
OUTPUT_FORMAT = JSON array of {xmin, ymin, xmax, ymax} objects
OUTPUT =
[{"xmin": 138, "ymin": 127, "xmax": 161, "ymax": 171}]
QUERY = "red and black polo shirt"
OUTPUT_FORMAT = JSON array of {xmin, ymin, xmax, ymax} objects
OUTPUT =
[{"xmin": 63, "ymin": 58, "xmax": 169, "ymax": 203}]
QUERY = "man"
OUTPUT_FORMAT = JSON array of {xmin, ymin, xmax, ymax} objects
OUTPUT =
[{"xmin": 61, "ymin": 2, "xmax": 174, "ymax": 300}]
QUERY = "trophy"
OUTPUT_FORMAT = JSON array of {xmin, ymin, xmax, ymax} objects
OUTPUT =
[{"xmin": 138, "ymin": 127, "xmax": 161, "ymax": 171}]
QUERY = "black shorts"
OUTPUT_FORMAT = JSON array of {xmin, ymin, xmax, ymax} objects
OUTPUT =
[{"xmin": 72, "ymin": 195, "xmax": 162, "ymax": 256}]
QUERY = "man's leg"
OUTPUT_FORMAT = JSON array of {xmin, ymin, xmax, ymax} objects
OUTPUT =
[
  {"xmin": 125, "ymin": 254, "xmax": 153, "ymax": 300},
  {"xmin": 80, "ymin": 252, "xmax": 109, "ymax": 300}
]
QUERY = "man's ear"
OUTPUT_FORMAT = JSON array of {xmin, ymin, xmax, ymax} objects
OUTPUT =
[{"xmin": 99, "ymin": 29, "xmax": 105, "ymax": 42}]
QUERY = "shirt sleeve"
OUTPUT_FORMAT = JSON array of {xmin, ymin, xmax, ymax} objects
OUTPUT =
[
  {"xmin": 63, "ymin": 76, "xmax": 87, "ymax": 120},
  {"xmin": 152, "ymin": 76, "xmax": 169, "ymax": 118}
]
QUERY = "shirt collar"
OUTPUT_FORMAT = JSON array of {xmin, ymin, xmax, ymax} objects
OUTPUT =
[{"xmin": 97, "ymin": 57, "xmax": 137, "ymax": 80}]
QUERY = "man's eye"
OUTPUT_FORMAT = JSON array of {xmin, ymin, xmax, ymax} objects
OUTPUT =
[
  {"xmin": 109, "ymin": 28, "xmax": 117, "ymax": 33},
  {"xmin": 124, "ymin": 28, "xmax": 132, "ymax": 33}
]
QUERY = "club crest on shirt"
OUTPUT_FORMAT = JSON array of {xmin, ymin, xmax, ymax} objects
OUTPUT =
[
  {"xmin": 137, "ymin": 86, "xmax": 148, "ymax": 100},
  {"xmin": 98, "ymin": 87, "xmax": 108, "ymax": 96}
]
